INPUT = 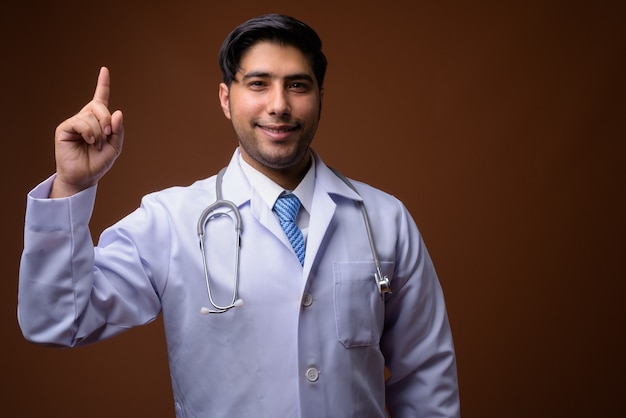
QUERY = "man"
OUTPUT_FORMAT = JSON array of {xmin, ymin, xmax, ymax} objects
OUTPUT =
[{"xmin": 18, "ymin": 14, "xmax": 460, "ymax": 417}]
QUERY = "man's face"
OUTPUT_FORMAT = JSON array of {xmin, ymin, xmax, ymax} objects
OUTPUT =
[{"xmin": 219, "ymin": 41, "xmax": 322, "ymax": 180}]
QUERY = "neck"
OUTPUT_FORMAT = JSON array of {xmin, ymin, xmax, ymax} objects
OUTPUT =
[
  {"xmin": 242, "ymin": 151, "xmax": 312, "ymax": 190},
  {"xmin": 273, "ymin": 158, "xmax": 311, "ymax": 190}
]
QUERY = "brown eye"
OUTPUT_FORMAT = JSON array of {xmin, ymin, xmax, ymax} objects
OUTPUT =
[
  {"xmin": 289, "ymin": 82, "xmax": 309, "ymax": 92},
  {"xmin": 248, "ymin": 80, "xmax": 267, "ymax": 90}
]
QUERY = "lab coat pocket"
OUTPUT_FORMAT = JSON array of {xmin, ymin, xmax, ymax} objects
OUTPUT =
[{"xmin": 333, "ymin": 261, "xmax": 393, "ymax": 348}]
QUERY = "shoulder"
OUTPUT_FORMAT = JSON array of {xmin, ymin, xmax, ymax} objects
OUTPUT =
[
  {"xmin": 139, "ymin": 175, "xmax": 219, "ymax": 213},
  {"xmin": 314, "ymin": 154, "xmax": 403, "ymax": 210},
  {"xmin": 330, "ymin": 173, "xmax": 406, "ymax": 214}
]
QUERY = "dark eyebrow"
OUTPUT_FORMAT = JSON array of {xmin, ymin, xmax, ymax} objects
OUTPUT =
[
  {"xmin": 285, "ymin": 73, "xmax": 315, "ymax": 83},
  {"xmin": 240, "ymin": 71, "xmax": 271, "ymax": 81},
  {"xmin": 240, "ymin": 71, "xmax": 315, "ymax": 83}
]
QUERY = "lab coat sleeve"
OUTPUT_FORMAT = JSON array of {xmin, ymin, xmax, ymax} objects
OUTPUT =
[
  {"xmin": 381, "ymin": 201, "xmax": 460, "ymax": 417},
  {"xmin": 18, "ymin": 175, "xmax": 164, "ymax": 347}
]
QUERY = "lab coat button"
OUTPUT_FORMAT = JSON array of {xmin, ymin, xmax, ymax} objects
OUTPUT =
[
  {"xmin": 302, "ymin": 293, "xmax": 314, "ymax": 307},
  {"xmin": 305, "ymin": 367, "xmax": 319, "ymax": 382}
]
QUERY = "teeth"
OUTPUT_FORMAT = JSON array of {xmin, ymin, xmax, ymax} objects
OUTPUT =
[{"xmin": 265, "ymin": 127, "xmax": 292, "ymax": 133}]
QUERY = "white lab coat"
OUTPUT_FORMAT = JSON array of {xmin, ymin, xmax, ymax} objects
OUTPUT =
[{"xmin": 18, "ymin": 149, "xmax": 459, "ymax": 417}]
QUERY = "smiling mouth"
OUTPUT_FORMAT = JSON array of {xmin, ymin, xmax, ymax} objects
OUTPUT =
[
  {"xmin": 259, "ymin": 125, "xmax": 298, "ymax": 133},
  {"xmin": 257, "ymin": 124, "xmax": 300, "ymax": 140}
]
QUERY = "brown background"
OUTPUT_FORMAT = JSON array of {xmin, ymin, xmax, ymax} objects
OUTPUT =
[{"xmin": 1, "ymin": 1, "xmax": 624, "ymax": 417}]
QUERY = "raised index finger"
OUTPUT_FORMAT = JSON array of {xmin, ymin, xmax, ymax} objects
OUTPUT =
[{"xmin": 93, "ymin": 66, "xmax": 111, "ymax": 106}]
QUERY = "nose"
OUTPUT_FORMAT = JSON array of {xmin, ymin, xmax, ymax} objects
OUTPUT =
[{"xmin": 267, "ymin": 85, "xmax": 290, "ymax": 116}]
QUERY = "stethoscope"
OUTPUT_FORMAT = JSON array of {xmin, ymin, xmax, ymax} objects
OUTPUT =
[{"xmin": 197, "ymin": 167, "xmax": 391, "ymax": 314}]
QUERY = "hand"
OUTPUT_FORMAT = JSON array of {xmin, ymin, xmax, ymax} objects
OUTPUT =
[{"xmin": 50, "ymin": 67, "xmax": 124, "ymax": 198}]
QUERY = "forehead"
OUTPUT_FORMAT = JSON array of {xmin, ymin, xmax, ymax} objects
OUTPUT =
[{"xmin": 237, "ymin": 41, "xmax": 315, "ymax": 77}]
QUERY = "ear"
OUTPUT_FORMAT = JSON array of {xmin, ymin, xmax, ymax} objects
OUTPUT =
[{"xmin": 219, "ymin": 83, "xmax": 231, "ymax": 119}]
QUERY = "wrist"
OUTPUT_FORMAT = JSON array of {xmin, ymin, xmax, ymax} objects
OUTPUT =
[{"xmin": 49, "ymin": 177, "xmax": 93, "ymax": 198}]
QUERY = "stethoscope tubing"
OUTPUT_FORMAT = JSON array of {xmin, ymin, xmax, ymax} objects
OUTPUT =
[
  {"xmin": 197, "ymin": 166, "xmax": 391, "ymax": 314},
  {"xmin": 197, "ymin": 168, "xmax": 242, "ymax": 313}
]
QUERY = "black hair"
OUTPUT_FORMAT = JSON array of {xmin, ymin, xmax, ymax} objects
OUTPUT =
[{"xmin": 218, "ymin": 14, "xmax": 327, "ymax": 89}]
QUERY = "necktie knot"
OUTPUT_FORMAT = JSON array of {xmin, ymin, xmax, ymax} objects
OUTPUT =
[
  {"xmin": 274, "ymin": 194, "xmax": 301, "ymax": 222},
  {"xmin": 273, "ymin": 194, "xmax": 305, "ymax": 266}
]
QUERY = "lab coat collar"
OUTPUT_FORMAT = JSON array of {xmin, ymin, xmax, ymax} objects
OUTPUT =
[
  {"xmin": 310, "ymin": 151, "xmax": 364, "ymax": 203},
  {"xmin": 219, "ymin": 149, "xmax": 253, "ymax": 207}
]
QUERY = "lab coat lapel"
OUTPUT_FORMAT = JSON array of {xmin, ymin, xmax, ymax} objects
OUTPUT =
[
  {"xmin": 302, "ymin": 153, "xmax": 364, "ymax": 277},
  {"xmin": 302, "ymin": 186, "xmax": 335, "ymax": 277},
  {"xmin": 250, "ymin": 191, "xmax": 290, "ymax": 248}
]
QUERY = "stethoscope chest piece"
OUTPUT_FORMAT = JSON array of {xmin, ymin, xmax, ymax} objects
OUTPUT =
[{"xmin": 376, "ymin": 274, "xmax": 392, "ymax": 295}]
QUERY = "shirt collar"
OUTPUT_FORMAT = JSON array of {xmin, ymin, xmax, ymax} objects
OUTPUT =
[{"xmin": 238, "ymin": 151, "xmax": 316, "ymax": 214}]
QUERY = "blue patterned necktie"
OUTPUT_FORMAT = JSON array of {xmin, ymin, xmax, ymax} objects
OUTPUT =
[{"xmin": 273, "ymin": 193, "xmax": 305, "ymax": 266}]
